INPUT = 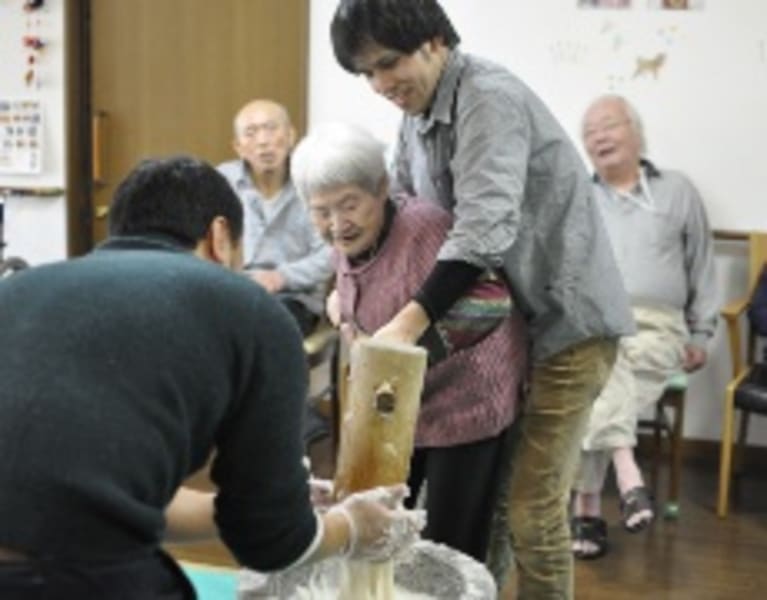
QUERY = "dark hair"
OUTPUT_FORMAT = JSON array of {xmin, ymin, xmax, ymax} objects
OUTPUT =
[
  {"xmin": 331, "ymin": 0, "xmax": 460, "ymax": 74},
  {"xmin": 108, "ymin": 155, "xmax": 243, "ymax": 248}
]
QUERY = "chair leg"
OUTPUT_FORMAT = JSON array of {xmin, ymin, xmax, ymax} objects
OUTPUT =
[
  {"xmin": 665, "ymin": 391, "xmax": 685, "ymax": 519},
  {"xmin": 717, "ymin": 387, "xmax": 737, "ymax": 518},
  {"xmin": 648, "ymin": 400, "xmax": 663, "ymax": 496},
  {"xmin": 734, "ymin": 410, "xmax": 751, "ymax": 476}
]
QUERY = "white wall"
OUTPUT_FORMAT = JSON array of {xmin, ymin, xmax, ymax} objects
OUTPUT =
[
  {"xmin": 310, "ymin": 0, "xmax": 767, "ymax": 231},
  {"xmin": 3, "ymin": 1, "xmax": 765, "ymax": 445},
  {"xmin": 0, "ymin": 0, "xmax": 67, "ymax": 265},
  {"xmin": 308, "ymin": 0, "xmax": 767, "ymax": 444}
]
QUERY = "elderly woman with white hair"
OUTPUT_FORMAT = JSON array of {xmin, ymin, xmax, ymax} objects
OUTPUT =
[{"xmin": 290, "ymin": 122, "xmax": 528, "ymax": 563}]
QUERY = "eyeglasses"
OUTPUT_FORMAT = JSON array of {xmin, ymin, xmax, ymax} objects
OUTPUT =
[{"xmin": 583, "ymin": 119, "xmax": 630, "ymax": 141}]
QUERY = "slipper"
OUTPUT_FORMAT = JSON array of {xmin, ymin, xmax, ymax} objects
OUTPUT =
[
  {"xmin": 620, "ymin": 486, "xmax": 655, "ymax": 533},
  {"xmin": 571, "ymin": 516, "xmax": 608, "ymax": 560}
]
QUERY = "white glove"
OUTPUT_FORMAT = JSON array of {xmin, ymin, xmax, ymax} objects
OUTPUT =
[{"xmin": 329, "ymin": 484, "xmax": 426, "ymax": 562}]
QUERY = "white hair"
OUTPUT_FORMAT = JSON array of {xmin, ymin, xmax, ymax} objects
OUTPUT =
[
  {"xmin": 290, "ymin": 122, "xmax": 388, "ymax": 202},
  {"xmin": 583, "ymin": 94, "xmax": 647, "ymax": 155}
]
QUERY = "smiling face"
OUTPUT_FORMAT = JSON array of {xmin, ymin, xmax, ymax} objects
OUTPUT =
[
  {"xmin": 307, "ymin": 183, "xmax": 386, "ymax": 259},
  {"xmin": 352, "ymin": 40, "xmax": 448, "ymax": 116},
  {"xmin": 582, "ymin": 97, "xmax": 642, "ymax": 181},
  {"xmin": 233, "ymin": 101, "xmax": 295, "ymax": 177}
]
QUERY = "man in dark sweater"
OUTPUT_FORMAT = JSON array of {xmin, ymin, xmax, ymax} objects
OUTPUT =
[{"xmin": 0, "ymin": 156, "xmax": 422, "ymax": 599}]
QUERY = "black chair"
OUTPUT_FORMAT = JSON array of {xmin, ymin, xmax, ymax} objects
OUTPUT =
[
  {"xmin": 717, "ymin": 232, "xmax": 767, "ymax": 517},
  {"xmin": 302, "ymin": 320, "xmax": 339, "ymax": 446}
]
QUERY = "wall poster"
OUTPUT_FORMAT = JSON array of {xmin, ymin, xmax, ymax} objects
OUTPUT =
[{"xmin": 0, "ymin": 98, "xmax": 43, "ymax": 175}]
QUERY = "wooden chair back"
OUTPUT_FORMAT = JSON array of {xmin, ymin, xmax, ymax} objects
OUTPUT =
[
  {"xmin": 748, "ymin": 231, "xmax": 767, "ymax": 293},
  {"xmin": 746, "ymin": 232, "xmax": 767, "ymax": 364}
]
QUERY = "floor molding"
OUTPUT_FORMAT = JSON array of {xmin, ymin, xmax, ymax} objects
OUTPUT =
[{"xmin": 637, "ymin": 433, "xmax": 767, "ymax": 472}]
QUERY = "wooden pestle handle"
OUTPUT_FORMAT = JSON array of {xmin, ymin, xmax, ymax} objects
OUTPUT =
[{"xmin": 333, "ymin": 338, "xmax": 427, "ymax": 500}]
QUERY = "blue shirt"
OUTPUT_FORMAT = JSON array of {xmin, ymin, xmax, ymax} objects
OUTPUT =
[{"xmin": 217, "ymin": 159, "xmax": 332, "ymax": 315}]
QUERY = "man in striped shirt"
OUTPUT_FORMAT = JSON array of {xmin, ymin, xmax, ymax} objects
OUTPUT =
[{"xmin": 292, "ymin": 122, "xmax": 528, "ymax": 563}]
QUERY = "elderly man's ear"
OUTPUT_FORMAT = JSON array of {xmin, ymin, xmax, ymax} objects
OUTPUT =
[{"xmin": 196, "ymin": 216, "xmax": 243, "ymax": 270}]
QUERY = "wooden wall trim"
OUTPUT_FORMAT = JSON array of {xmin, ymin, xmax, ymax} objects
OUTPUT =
[
  {"xmin": 64, "ymin": 0, "xmax": 91, "ymax": 257},
  {"xmin": 637, "ymin": 434, "xmax": 767, "ymax": 471}
]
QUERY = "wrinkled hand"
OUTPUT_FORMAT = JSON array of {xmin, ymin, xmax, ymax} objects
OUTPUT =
[
  {"xmin": 372, "ymin": 320, "xmax": 417, "ymax": 346},
  {"xmin": 683, "ymin": 344, "xmax": 707, "ymax": 372},
  {"xmin": 309, "ymin": 478, "xmax": 335, "ymax": 511},
  {"xmin": 372, "ymin": 301, "xmax": 430, "ymax": 346},
  {"xmin": 329, "ymin": 484, "xmax": 426, "ymax": 562},
  {"xmin": 339, "ymin": 322, "xmax": 372, "ymax": 346},
  {"xmin": 326, "ymin": 289, "xmax": 341, "ymax": 327},
  {"xmin": 249, "ymin": 269, "xmax": 285, "ymax": 294},
  {"xmin": 302, "ymin": 456, "xmax": 335, "ymax": 511}
]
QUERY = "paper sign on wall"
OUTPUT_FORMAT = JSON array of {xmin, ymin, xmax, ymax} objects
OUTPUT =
[{"xmin": 0, "ymin": 98, "xmax": 43, "ymax": 175}]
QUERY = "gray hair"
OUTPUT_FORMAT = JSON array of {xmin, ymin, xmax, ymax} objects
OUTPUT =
[
  {"xmin": 290, "ymin": 122, "xmax": 388, "ymax": 202},
  {"xmin": 584, "ymin": 94, "xmax": 647, "ymax": 155}
]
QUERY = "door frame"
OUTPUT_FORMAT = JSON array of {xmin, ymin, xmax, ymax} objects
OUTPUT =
[
  {"xmin": 64, "ymin": 0, "xmax": 92, "ymax": 257},
  {"xmin": 64, "ymin": 0, "xmax": 309, "ymax": 257}
]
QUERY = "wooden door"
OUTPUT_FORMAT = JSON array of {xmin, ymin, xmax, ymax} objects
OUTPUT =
[{"xmin": 88, "ymin": 0, "xmax": 308, "ymax": 244}]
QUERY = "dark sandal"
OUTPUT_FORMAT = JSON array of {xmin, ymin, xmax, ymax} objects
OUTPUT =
[
  {"xmin": 620, "ymin": 486, "xmax": 655, "ymax": 533},
  {"xmin": 571, "ymin": 516, "xmax": 608, "ymax": 560}
]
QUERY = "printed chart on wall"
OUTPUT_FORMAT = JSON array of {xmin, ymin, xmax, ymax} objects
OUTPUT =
[
  {"xmin": 0, "ymin": 0, "xmax": 63, "ymax": 190},
  {"xmin": 0, "ymin": 98, "xmax": 44, "ymax": 175}
]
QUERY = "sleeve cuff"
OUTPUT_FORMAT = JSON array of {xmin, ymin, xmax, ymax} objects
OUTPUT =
[{"xmin": 281, "ymin": 510, "xmax": 324, "ymax": 570}]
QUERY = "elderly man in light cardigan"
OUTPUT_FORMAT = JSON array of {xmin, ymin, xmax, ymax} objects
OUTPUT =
[{"xmin": 291, "ymin": 122, "xmax": 528, "ymax": 563}]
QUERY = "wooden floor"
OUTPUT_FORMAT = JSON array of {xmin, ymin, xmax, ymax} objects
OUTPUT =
[
  {"xmin": 169, "ymin": 449, "xmax": 767, "ymax": 600},
  {"xmin": 569, "ymin": 460, "xmax": 767, "ymax": 600}
]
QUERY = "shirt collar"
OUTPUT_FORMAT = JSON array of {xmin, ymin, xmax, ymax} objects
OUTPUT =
[
  {"xmin": 417, "ymin": 49, "xmax": 464, "ymax": 134},
  {"xmin": 592, "ymin": 157, "xmax": 662, "ymax": 184},
  {"xmin": 96, "ymin": 234, "xmax": 191, "ymax": 253},
  {"xmin": 232, "ymin": 159, "xmax": 257, "ymax": 192}
]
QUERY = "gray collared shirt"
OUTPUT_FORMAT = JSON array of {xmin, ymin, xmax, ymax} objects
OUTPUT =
[
  {"xmin": 594, "ymin": 161, "xmax": 718, "ymax": 347},
  {"xmin": 391, "ymin": 49, "xmax": 635, "ymax": 361},
  {"xmin": 216, "ymin": 159, "xmax": 332, "ymax": 314}
]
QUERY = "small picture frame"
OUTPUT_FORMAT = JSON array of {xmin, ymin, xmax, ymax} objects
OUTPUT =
[
  {"xmin": 647, "ymin": 0, "xmax": 705, "ymax": 10},
  {"xmin": 578, "ymin": 0, "xmax": 632, "ymax": 8}
]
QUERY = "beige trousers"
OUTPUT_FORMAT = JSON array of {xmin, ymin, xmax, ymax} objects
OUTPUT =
[{"xmin": 574, "ymin": 305, "xmax": 687, "ymax": 493}]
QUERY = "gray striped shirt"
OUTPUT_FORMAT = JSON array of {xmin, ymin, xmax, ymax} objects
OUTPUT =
[{"xmin": 391, "ymin": 49, "xmax": 635, "ymax": 361}]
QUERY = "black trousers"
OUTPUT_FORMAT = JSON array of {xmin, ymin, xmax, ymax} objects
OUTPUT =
[
  {"xmin": 0, "ymin": 549, "xmax": 195, "ymax": 600},
  {"xmin": 405, "ymin": 428, "xmax": 509, "ymax": 562},
  {"xmin": 280, "ymin": 298, "xmax": 319, "ymax": 336}
]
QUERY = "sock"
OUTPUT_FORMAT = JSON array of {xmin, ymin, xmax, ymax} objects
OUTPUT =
[{"xmin": 612, "ymin": 447, "xmax": 644, "ymax": 495}]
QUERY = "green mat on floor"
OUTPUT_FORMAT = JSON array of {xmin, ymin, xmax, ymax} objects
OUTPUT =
[{"xmin": 182, "ymin": 563, "xmax": 238, "ymax": 599}]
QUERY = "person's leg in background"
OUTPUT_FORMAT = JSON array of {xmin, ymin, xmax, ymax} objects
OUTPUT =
[
  {"xmin": 280, "ymin": 297, "xmax": 319, "ymax": 336},
  {"xmin": 570, "ymin": 339, "xmax": 635, "ymax": 557},
  {"xmin": 570, "ymin": 450, "xmax": 611, "ymax": 558},
  {"xmin": 414, "ymin": 430, "xmax": 510, "ymax": 562},
  {"xmin": 608, "ymin": 307, "xmax": 686, "ymax": 531},
  {"xmin": 506, "ymin": 337, "xmax": 617, "ymax": 600}
]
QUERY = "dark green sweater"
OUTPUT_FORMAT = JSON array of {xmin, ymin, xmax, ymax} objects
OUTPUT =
[{"xmin": 0, "ymin": 236, "xmax": 316, "ymax": 570}]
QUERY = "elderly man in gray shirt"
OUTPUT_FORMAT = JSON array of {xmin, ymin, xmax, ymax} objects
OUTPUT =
[
  {"xmin": 570, "ymin": 94, "xmax": 717, "ymax": 561},
  {"xmin": 331, "ymin": 1, "xmax": 634, "ymax": 598},
  {"xmin": 217, "ymin": 99, "xmax": 332, "ymax": 336}
]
